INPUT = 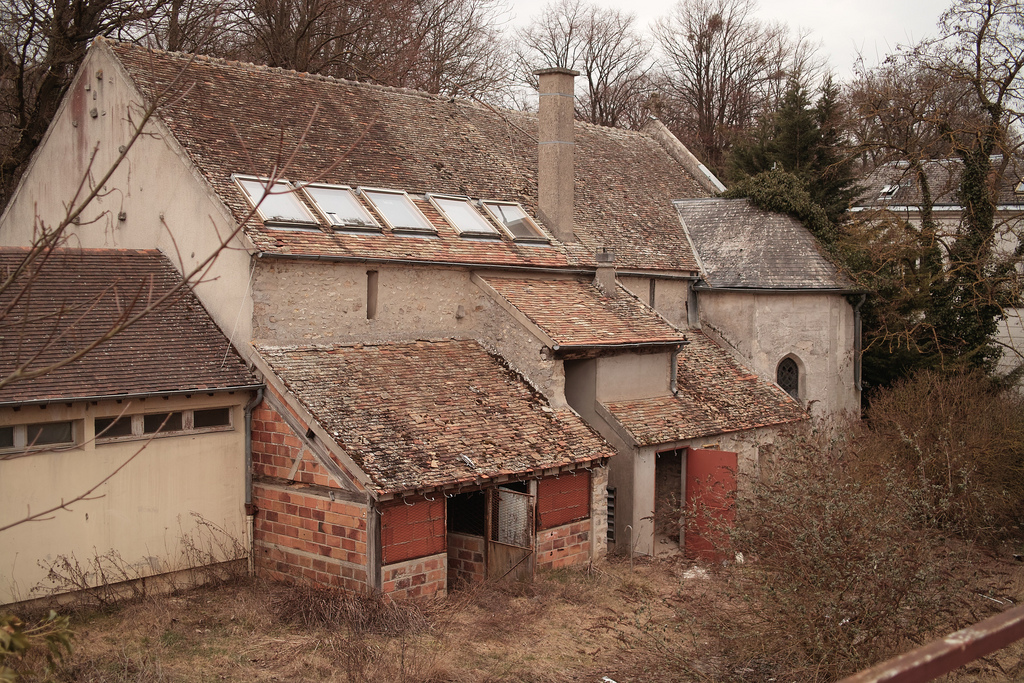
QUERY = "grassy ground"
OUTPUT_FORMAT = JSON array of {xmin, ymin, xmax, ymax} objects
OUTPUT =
[{"xmin": 10, "ymin": 552, "xmax": 1024, "ymax": 682}]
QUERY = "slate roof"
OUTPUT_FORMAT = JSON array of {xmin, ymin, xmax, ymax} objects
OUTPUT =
[
  {"xmin": 103, "ymin": 39, "xmax": 706, "ymax": 272},
  {"xmin": 676, "ymin": 198, "xmax": 855, "ymax": 290},
  {"xmin": 602, "ymin": 331, "xmax": 806, "ymax": 446},
  {"xmin": 481, "ymin": 277, "xmax": 686, "ymax": 348},
  {"xmin": 257, "ymin": 340, "xmax": 615, "ymax": 495},
  {"xmin": 0, "ymin": 248, "xmax": 259, "ymax": 404},
  {"xmin": 854, "ymin": 157, "xmax": 1024, "ymax": 211}
]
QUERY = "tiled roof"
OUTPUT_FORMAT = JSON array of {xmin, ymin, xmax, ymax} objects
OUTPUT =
[
  {"xmin": 602, "ymin": 331, "xmax": 806, "ymax": 445},
  {"xmin": 257, "ymin": 340, "xmax": 615, "ymax": 495},
  {"xmin": 0, "ymin": 248, "xmax": 259, "ymax": 404},
  {"xmin": 676, "ymin": 198, "xmax": 855, "ymax": 290},
  {"xmin": 103, "ymin": 40, "xmax": 706, "ymax": 272},
  {"xmin": 481, "ymin": 276, "xmax": 686, "ymax": 348},
  {"xmin": 853, "ymin": 157, "xmax": 1024, "ymax": 210}
]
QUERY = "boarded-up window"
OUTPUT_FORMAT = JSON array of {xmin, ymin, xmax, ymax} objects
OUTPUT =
[
  {"xmin": 380, "ymin": 498, "xmax": 446, "ymax": 565},
  {"xmin": 536, "ymin": 471, "xmax": 590, "ymax": 530}
]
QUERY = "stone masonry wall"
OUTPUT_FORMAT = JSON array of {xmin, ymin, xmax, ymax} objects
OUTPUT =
[
  {"xmin": 536, "ymin": 519, "xmax": 591, "ymax": 570},
  {"xmin": 447, "ymin": 533, "xmax": 486, "ymax": 587}
]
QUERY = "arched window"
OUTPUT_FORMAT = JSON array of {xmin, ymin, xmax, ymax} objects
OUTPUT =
[{"xmin": 777, "ymin": 358, "xmax": 799, "ymax": 399}]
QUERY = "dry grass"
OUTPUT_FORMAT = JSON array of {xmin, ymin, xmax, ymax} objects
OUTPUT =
[{"xmin": 8, "ymin": 551, "xmax": 1024, "ymax": 683}]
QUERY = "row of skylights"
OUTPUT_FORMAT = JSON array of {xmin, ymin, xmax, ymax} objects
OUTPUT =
[{"xmin": 233, "ymin": 176, "xmax": 549, "ymax": 243}]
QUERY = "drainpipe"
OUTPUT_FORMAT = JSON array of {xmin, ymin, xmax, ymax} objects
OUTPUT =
[
  {"xmin": 853, "ymin": 294, "xmax": 866, "ymax": 392},
  {"xmin": 244, "ymin": 387, "xmax": 264, "ymax": 576}
]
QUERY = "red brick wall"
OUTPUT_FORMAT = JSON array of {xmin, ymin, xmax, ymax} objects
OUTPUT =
[
  {"xmin": 447, "ymin": 533, "xmax": 485, "ymax": 587},
  {"xmin": 380, "ymin": 498, "xmax": 446, "ymax": 565},
  {"xmin": 536, "ymin": 519, "xmax": 591, "ymax": 570},
  {"xmin": 251, "ymin": 403, "xmax": 334, "ymax": 487},
  {"xmin": 253, "ymin": 483, "xmax": 368, "ymax": 592},
  {"xmin": 537, "ymin": 472, "xmax": 590, "ymax": 530},
  {"xmin": 381, "ymin": 553, "xmax": 447, "ymax": 600}
]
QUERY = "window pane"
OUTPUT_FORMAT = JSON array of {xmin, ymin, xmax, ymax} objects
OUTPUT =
[
  {"xmin": 304, "ymin": 186, "xmax": 377, "ymax": 228},
  {"xmin": 434, "ymin": 197, "xmax": 498, "ymax": 236},
  {"xmin": 144, "ymin": 412, "xmax": 183, "ymax": 434},
  {"xmin": 96, "ymin": 416, "xmax": 133, "ymax": 439},
  {"xmin": 27, "ymin": 422, "xmax": 73, "ymax": 446},
  {"xmin": 194, "ymin": 408, "xmax": 231, "ymax": 429},
  {"xmin": 777, "ymin": 359, "xmax": 799, "ymax": 399},
  {"xmin": 364, "ymin": 191, "xmax": 435, "ymax": 232},
  {"xmin": 484, "ymin": 202, "xmax": 546, "ymax": 240},
  {"xmin": 0, "ymin": 426, "xmax": 13, "ymax": 449},
  {"xmin": 238, "ymin": 178, "xmax": 316, "ymax": 224}
]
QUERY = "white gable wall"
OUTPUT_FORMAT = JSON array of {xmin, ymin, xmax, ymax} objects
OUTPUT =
[{"xmin": 0, "ymin": 43, "xmax": 255, "ymax": 351}]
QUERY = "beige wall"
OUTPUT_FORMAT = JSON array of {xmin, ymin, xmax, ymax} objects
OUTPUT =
[
  {"xmin": 595, "ymin": 351, "xmax": 673, "ymax": 402},
  {"xmin": 618, "ymin": 276, "xmax": 692, "ymax": 330},
  {"xmin": 0, "ymin": 45, "xmax": 255, "ymax": 350},
  {"xmin": 699, "ymin": 291, "xmax": 860, "ymax": 418},
  {"xmin": 0, "ymin": 393, "xmax": 248, "ymax": 604}
]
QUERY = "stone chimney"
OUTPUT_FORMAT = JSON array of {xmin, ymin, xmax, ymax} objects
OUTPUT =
[
  {"xmin": 535, "ymin": 67, "xmax": 579, "ymax": 244},
  {"xmin": 595, "ymin": 248, "xmax": 616, "ymax": 294}
]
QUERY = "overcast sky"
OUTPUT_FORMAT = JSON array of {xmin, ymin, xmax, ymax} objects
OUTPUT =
[{"xmin": 507, "ymin": 0, "xmax": 954, "ymax": 80}]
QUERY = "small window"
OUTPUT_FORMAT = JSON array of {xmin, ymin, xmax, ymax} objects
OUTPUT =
[
  {"xmin": 430, "ymin": 195, "xmax": 499, "ymax": 238},
  {"xmin": 235, "ymin": 176, "xmax": 319, "ymax": 226},
  {"xmin": 482, "ymin": 201, "xmax": 548, "ymax": 242},
  {"xmin": 777, "ymin": 358, "xmax": 799, "ymax": 399},
  {"xmin": 362, "ymin": 189, "xmax": 436, "ymax": 234},
  {"xmin": 95, "ymin": 416, "xmax": 133, "ymax": 439},
  {"xmin": 193, "ymin": 408, "xmax": 231, "ymax": 429},
  {"xmin": 1015, "ymin": 180, "xmax": 1024, "ymax": 195},
  {"xmin": 0, "ymin": 426, "xmax": 13, "ymax": 449},
  {"xmin": 878, "ymin": 184, "xmax": 899, "ymax": 200},
  {"xmin": 302, "ymin": 184, "xmax": 379, "ymax": 230},
  {"xmin": 144, "ymin": 412, "xmax": 183, "ymax": 434},
  {"xmin": 26, "ymin": 421, "xmax": 74, "ymax": 446}
]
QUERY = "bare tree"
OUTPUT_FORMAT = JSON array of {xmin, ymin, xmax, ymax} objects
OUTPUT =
[
  {"xmin": 651, "ymin": 0, "xmax": 814, "ymax": 174},
  {"xmin": 516, "ymin": 0, "xmax": 653, "ymax": 128},
  {"xmin": 233, "ymin": 0, "xmax": 512, "ymax": 99}
]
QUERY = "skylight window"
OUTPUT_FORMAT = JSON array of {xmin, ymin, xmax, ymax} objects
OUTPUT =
[
  {"xmin": 482, "ymin": 201, "xmax": 549, "ymax": 242},
  {"xmin": 235, "ymin": 176, "xmax": 318, "ymax": 227},
  {"xmin": 302, "ymin": 184, "xmax": 379, "ymax": 231},
  {"xmin": 430, "ymin": 195, "xmax": 499, "ymax": 237},
  {"xmin": 362, "ymin": 189, "xmax": 436, "ymax": 234},
  {"xmin": 878, "ymin": 184, "xmax": 899, "ymax": 200},
  {"xmin": 1016, "ymin": 180, "xmax": 1024, "ymax": 195}
]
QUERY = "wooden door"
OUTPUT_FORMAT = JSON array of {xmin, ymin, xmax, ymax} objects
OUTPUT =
[
  {"xmin": 486, "ymin": 487, "xmax": 535, "ymax": 581},
  {"xmin": 684, "ymin": 448, "xmax": 737, "ymax": 561}
]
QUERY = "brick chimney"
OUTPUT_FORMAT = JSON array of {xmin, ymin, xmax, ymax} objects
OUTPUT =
[{"xmin": 535, "ymin": 67, "xmax": 578, "ymax": 244}]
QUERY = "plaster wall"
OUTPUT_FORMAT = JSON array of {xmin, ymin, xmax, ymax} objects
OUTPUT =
[
  {"xmin": 0, "ymin": 393, "xmax": 248, "ymax": 604},
  {"xmin": 251, "ymin": 258, "xmax": 568, "ymax": 406},
  {"xmin": 595, "ymin": 351, "xmax": 673, "ymax": 402},
  {"xmin": 0, "ymin": 45, "xmax": 255, "ymax": 349},
  {"xmin": 618, "ymin": 276, "xmax": 692, "ymax": 330},
  {"xmin": 699, "ymin": 291, "xmax": 860, "ymax": 418}
]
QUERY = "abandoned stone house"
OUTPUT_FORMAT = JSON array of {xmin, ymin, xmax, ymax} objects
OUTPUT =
[
  {"xmin": 0, "ymin": 38, "xmax": 859, "ymax": 602},
  {"xmin": 853, "ymin": 157, "xmax": 1024, "ymax": 376}
]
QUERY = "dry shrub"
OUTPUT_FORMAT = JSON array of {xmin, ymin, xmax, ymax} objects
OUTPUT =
[
  {"xmin": 723, "ymin": 429, "xmax": 971, "ymax": 681},
  {"xmin": 274, "ymin": 584, "xmax": 430, "ymax": 635},
  {"xmin": 859, "ymin": 369, "xmax": 1024, "ymax": 541}
]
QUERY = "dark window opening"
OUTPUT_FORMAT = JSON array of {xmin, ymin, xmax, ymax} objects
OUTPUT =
[
  {"xmin": 649, "ymin": 279, "xmax": 656, "ymax": 308},
  {"xmin": 447, "ymin": 490, "xmax": 486, "ymax": 535},
  {"xmin": 144, "ymin": 412, "xmax": 183, "ymax": 434},
  {"xmin": 777, "ymin": 358, "xmax": 799, "ymax": 399},
  {"xmin": 0, "ymin": 426, "xmax": 13, "ymax": 449},
  {"xmin": 96, "ymin": 416, "xmax": 133, "ymax": 439},
  {"xmin": 500, "ymin": 480, "xmax": 529, "ymax": 493},
  {"xmin": 194, "ymin": 408, "xmax": 231, "ymax": 429},
  {"xmin": 27, "ymin": 421, "xmax": 73, "ymax": 446},
  {"xmin": 366, "ymin": 270, "xmax": 378, "ymax": 320}
]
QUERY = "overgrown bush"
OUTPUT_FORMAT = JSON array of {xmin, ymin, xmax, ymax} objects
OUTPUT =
[
  {"xmin": 678, "ymin": 370, "xmax": 1024, "ymax": 680},
  {"xmin": 858, "ymin": 370, "xmax": 1024, "ymax": 541}
]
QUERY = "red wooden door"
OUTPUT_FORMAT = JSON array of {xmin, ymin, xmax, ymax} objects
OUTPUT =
[{"xmin": 684, "ymin": 448, "xmax": 737, "ymax": 561}]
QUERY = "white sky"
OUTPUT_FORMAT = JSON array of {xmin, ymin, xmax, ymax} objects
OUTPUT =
[{"xmin": 506, "ymin": 0, "xmax": 954, "ymax": 80}]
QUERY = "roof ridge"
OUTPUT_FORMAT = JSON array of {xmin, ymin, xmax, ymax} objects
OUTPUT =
[{"xmin": 103, "ymin": 38, "xmax": 504, "ymax": 111}]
